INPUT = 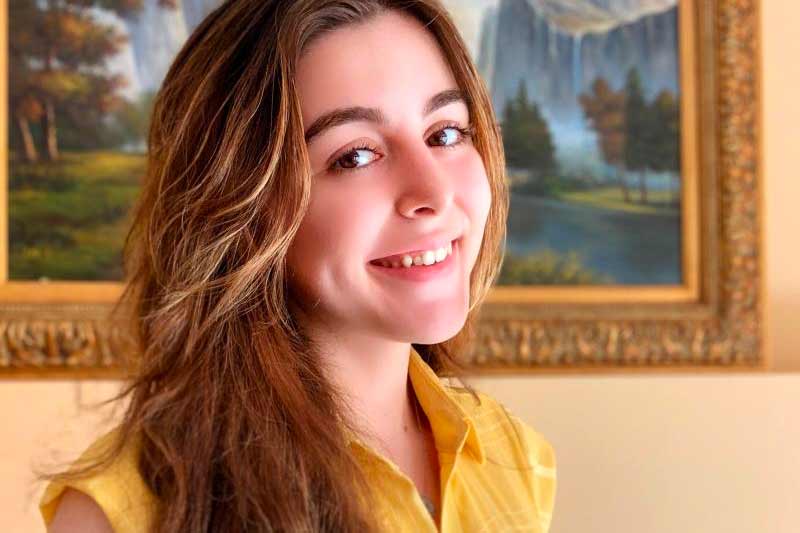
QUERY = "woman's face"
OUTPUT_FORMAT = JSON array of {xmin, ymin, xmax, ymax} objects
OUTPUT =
[{"xmin": 287, "ymin": 10, "xmax": 491, "ymax": 344}]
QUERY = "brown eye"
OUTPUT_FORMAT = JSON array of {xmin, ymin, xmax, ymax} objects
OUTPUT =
[
  {"xmin": 429, "ymin": 124, "xmax": 474, "ymax": 148},
  {"xmin": 429, "ymin": 127, "xmax": 458, "ymax": 146},
  {"xmin": 328, "ymin": 143, "xmax": 381, "ymax": 174},
  {"xmin": 336, "ymin": 148, "xmax": 377, "ymax": 170}
]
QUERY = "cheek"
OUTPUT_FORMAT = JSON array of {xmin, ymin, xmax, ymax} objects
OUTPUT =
[
  {"xmin": 457, "ymin": 152, "xmax": 492, "ymax": 228},
  {"xmin": 451, "ymin": 152, "xmax": 492, "ymax": 280},
  {"xmin": 287, "ymin": 180, "xmax": 383, "ymax": 280}
]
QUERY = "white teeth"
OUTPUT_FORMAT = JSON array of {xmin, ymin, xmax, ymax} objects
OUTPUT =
[{"xmin": 377, "ymin": 242, "xmax": 455, "ymax": 269}]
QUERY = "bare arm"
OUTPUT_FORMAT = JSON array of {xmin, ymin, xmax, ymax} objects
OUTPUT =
[{"xmin": 47, "ymin": 487, "xmax": 114, "ymax": 533}]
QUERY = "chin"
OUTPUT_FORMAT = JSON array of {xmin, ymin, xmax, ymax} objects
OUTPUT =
[{"xmin": 407, "ymin": 312, "xmax": 467, "ymax": 345}]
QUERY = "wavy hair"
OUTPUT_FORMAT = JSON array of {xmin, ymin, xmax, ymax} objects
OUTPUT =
[{"xmin": 37, "ymin": 1, "xmax": 509, "ymax": 531}]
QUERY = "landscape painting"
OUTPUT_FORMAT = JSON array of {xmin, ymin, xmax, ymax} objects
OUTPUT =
[
  {"xmin": 8, "ymin": 0, "xmax": 681, "ymax": 285},
  {"xmin": 445, "ymin": 0, "xmax": 683, "ymax": 285}
]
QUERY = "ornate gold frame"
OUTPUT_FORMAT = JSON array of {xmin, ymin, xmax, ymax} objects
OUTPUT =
[{"xmin": 0, "ymin": 0, "xmax": 763, "ymax": 378}]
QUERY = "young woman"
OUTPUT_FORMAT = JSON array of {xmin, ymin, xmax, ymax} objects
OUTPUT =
[{"xmin": 37, "ymin": 1, "xmax": 557, "ymax": 532}]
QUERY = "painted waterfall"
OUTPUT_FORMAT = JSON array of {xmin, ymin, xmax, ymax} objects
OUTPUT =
[{"xmin": 9, "ymin": 0, "xmax": 680, "ymax": 284}]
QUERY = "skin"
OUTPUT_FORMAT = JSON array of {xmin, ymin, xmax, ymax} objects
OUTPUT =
[
  {"xmin": 287, "ymin": 8, "xmax": 491, "ymax": 521},
  {"xmin": 48, "ymin": 488, "xmax": 113, "ymax": 532}
]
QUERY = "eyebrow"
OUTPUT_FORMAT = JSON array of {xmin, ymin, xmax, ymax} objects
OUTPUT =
[{"xmin": 303, "ymin": 88, "xmax": 469, "ymax": 145}]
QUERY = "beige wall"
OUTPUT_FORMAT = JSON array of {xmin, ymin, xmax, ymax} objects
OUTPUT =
[
  {"xmin": 763, "ymin": 1, "xmax": 800, "ymax": 372},
  {"xmin": 3, "ymin": 2, "xmax": 799, "ymax": 532},
  {"xmin": 473, "ymin": 372, "xmax": 800, "ymax": 533}
]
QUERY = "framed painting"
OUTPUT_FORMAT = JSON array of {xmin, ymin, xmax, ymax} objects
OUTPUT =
[{"xmin": 0, "ymin": 0, "xmax": 763, "ymax": 377}]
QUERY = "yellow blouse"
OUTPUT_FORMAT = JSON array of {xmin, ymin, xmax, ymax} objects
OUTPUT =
[{"xmin": 39, "ymin": 347, "xmax": 557, "ymax": 532}]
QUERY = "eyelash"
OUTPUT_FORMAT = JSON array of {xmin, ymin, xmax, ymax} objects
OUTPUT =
[{"xmin": 327, "ymin": 121, "xmax": 476, "ymax": 175}]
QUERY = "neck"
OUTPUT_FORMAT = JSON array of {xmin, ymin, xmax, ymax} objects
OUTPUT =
[{"xmin": 298, "ymin": 322, "xmax": 422, "ymax": 446}]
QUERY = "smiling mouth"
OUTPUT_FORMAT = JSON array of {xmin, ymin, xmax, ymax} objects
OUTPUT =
[{"xmin": 368, "ymin": 238, "xmax": 458, "ymax": 268}]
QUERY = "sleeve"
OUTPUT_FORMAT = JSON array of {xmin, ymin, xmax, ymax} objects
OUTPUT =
[
  {"xmin": 38, "ymin": 428, "xmax": 156, "ymax": 533},
  {"xmin": 512, "ymin": 416, "xmax": 558, "ymax": 533}
]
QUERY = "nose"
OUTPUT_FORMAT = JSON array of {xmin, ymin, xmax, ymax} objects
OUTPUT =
[{"xmin": 394, "ymin": 137, "xmax": 455, "ymax": 218}]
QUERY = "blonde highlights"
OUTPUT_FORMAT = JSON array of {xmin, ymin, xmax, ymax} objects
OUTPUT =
[{"xmin": 36, "ymin": 1, "xmax": 508, "ymax": 531}]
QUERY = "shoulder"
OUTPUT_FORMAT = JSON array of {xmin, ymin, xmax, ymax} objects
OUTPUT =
[
  {"xmin": 39, "ymin": 426, "xmax": 156, "ymax": 533},
  {"xmin": 47, "ymin": 487, "xmax": 114, "ymax": 532},
  {"xmin": 510, "ymin": 414, "xmax": 557, "ymax": 533},
  {"xmin": 444, "ymin": 385, "xmax": 558, "ymax": 530},
  {"xmin": 445, "ymin": 385, "xmax": 556, "ymax": 465}
]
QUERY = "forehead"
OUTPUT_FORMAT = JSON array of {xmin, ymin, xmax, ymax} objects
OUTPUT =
[{"xmin": 295, "ymin": 10, "xmax": 461, "ymax": 126}]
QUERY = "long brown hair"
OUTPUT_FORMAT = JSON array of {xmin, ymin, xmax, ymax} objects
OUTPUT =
[{"xmin": 37, "ymin": 1, "xmax": 509, "ymax": 531}]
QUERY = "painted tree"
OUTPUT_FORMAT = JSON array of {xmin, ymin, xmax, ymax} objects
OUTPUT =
[
  {"xmin": 624, "ymin": 67, "xmax": 650, "ymax": 203},
  {"xmin": 10, "ymin": 0, "xmax": 177, "ymax": 162},
  {"xmin": 579, "ymin": 77, "xmax": 629, "ymax": 202},
  {"xmin": 649, "ymin": 90, "xmax": 681, "ymax": 204},
  {"xmin": 501, "ymin": 79, "xmax": 557, "ymax": 193}
]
